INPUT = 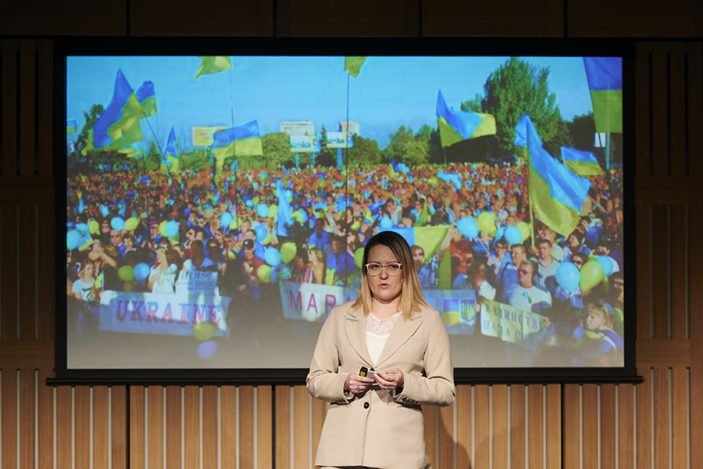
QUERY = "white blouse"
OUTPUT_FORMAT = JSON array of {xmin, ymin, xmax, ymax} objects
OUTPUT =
[{"xmin": 365, "ymin": 312, "xmax": 401, "ymax": 366}]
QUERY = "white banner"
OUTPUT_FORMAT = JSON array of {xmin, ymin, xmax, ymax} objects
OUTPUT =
[
  {"xmin": 98, "ymin": 290, "xmax": 230, "ymax": 336},
  {"xmin": 279, "ymin": 281, "xmax": 356, "ymax": 321},
  {"xmin": 480, "ymin": 300, "xmax": 549, "ymax": 348}
]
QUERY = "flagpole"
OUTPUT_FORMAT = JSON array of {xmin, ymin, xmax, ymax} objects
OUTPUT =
[
  {"xmin": 524, "ymin": 147, "xmax": 536, "ymax": 251},
  {"xmin": 344, "ymin": 71, "xmax": 351, "ymax": 224}
]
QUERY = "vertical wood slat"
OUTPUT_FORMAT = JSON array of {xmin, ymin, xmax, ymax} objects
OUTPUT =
[
  {"xmin": 652, "ymin": 205, "xmax": 670, "ymax": 338},
  {"xmin": 1, "ymin": 370, "xmax": 18, "ymax": 469},
  {"xmin": 220, "ymin": 386, "xmax": 236, "ymax": 469},
  {"xmin": 310, "ymin": 394, "xmax": 326, "ymax": 463},
  {"xmin": 19, "ymin": 204, "xmax": 37, "ymax": 340},
  {"xmin": 473, "ymin": 385, "xmax": 490, "ymax": 469},
  {"xmin": 19, "ymin": 369, "xmax": 35, "ymax": 469},
  {"xmin": 618, "ymin": 384, "xmax": 635, "ymax": 469},
  {"xmin": 165, "ymin": 386, "xmax": 182, "ymax": 469},
  {"xmin": 56, "ymin": 386, "xmax": 72, "ymax": 468},
  {"xmin": 636, "ymin": 369, "xmax": 653, "ymax": 469},
  {"xmin": 687, "ymin": 42, "xmax": 703, "ymax": 177},
  {"xmin": 1, "ymin": 39, "xmax": 19, "ymax": 176},
  {"xmin": 635, "ymin": 43, "xmax": 652, "ymax": 176},
  {"xmin": 129, "ymin": 386, "xmax": 145, "ymax": 469},
  {"xmin": 651, "ymin": 43, "xmax": 669, "ymax": 177},
  {"xmin": 668, "ymin": 43, "xmax": 687, "ymax": 177},
  {"xmin": 510, "ymin": 385, "xmax": 525, "ymax": 469},
  {"xmin": 636, "ymin": 202, "xmax": 654, "ymax": 340},
  {"xmin": 422, "ymin": 404, "xmax": 437, "ymax": 469},
  {"xmin": 148, "ymin": 386, "xmax": 164, "ymax": 469},
  {"xmin": 438, "ymin": 402, "xmax": 453, "ymax": 469},
  {"xmin": 93, "ymin": 386, "xmax": 109, "ymax": 469},
  {"xmin": 654, "ymin": 368, "xmax": 670, "ymax": 469},
  {"xmin": 183, "ymin": 386, "xmax": 199, "ymax": 468},
  {"xmin": 582, "ymin": 384, "xmax": 598, "ymax": 469},
  {"xmin": 293, "ymin": 385, "xmax": 308, "ymax": 468},
  {"xmin": 75, "ymin": 386, "xmax": 91, "ymax": 469},
  {"xmin": 238, "ymin": 386, "xmax": 254, "ymax": 468},
  {"xmin": 563, "ymin": 384, "xmax": 579, "ymax": 469},
  {"xmin": 545, "ymin": 384, "xmax": 561, "ymax": 469},
  {"xmin": 492, "ymin": 385, "xmax": 508, "ymax": 469},
  {"xmin": 671, "ymin": 367, "xmax": 688, "ymax": 469},
  {"xmin": 36, "ymin": 40, "xmax": 53, "ymax": 176},
  {"xmin": 455, "ymin": 385, "xmax": 471, "ymax": 468},
  {"xmin": 38, "ymin": 369, "xmax": 54, "ymax": 469},
  {"xmin": 257, "ymin": 385, "xmax": 273, "ymax": 469},
  {"xmin": 202, "ymin": 386, "xmax": 218, "ymax": 469},
  {"xmin": 670, "ymin": 204, "xmax": 688, "ymax": 339},
  {"xmin": 111, "ymin": 386, "xmax": 127, "ymax": 469},
  {"xmin": 275, "ymin": 386, "xmax": 291, "ymax": 469},
  {"xmin": 528, "ymin": 384, "xmax": 544, "ymax": 469},
  {"xmin": 2, "ymin": 204, "xmax": 19, "ymax": 341},
  {"xmin": 37, "ymin": 202, "xmax": 54, "ymax": 341},
  {"xmin": 19, "ymin": 40, "xmax": 36, "ymax": 177},
  {"xmin": 600, "ymin": 384, "xmax": 616, "ymax": 469}
]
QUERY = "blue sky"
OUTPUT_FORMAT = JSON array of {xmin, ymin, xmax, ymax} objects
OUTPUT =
[{"xmin": 67, "ymin": 55, "xmax": 609, "ymax": 150}]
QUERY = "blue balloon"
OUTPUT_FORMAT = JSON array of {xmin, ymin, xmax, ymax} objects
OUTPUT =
[
  {"xmin": 264, "ymin": 247, "xmax": 281, "ymax": 267},
  {"xmin": 67, "ymin": 229, "xmax": 81, "ymax": 251},
  {"xmin": 99, "ymin": 205, "xmax": 110, "ymax": 217},
  {"xmin": 166, "ymin": 220, "xmax": 179, "ymax": 237},
  {"xmin": 504, "ymin": 225, "xmax": 522, "ymax": 245},
  {"xmin": 134, "ymin": 262, "xmax": 150, "ymax": 283},
  {"xmin": 254, "ymin": 223, "xmax": 268, "ymax": 242},
  {"xmin": 197, "ymin": 341, "xmax": 218, "ymax": 359},
  {"xmin": 556, "ymin": 261, "xmax": 580, "ymax": 294},
  {"xmin": 75, "ymin": 223, "xmax": 90, "ymax": 236},
  {"xmin": 596, "ymin": 255, "xmax": 614, "ymax": 277},
  {"xmin": 257, "ymin": 204, "xmax": 269, "ymax": 218},
  {"xmin": 456, "ymin": 217, "xmax": 479, "ymax": 239},
  {"xmin": 586, "ymin": 225, "xmax": 602, "ymax": 245},
  {"xmin": 278, "ymin": 266, "xmax": 292, "ymax": 280},
  {"xmin": 219, "ymin": 212, "xmax": 233, "ymax": 228},
  {"xmin": 111, "ymin": 217, "xmax": 125, "ymax": 231}
]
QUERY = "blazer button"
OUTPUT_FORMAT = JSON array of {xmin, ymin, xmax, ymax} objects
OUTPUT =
[{"xmin": 363, "ymin": 402, "xmax": 370, "ymax": 409}]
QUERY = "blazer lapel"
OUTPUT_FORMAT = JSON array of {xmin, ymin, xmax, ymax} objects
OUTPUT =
[
  {"xmin": 375, "ymin": 311, "xmax": 423, "ymax": 368},
  {"xmin": 344, "ymin": 308, "xmax": 374, "ymax": 367}
]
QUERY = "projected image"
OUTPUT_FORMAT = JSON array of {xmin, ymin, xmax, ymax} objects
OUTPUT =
[{"xmin": 65, "ymin": 54, "xmax": 624, "ymax": 370}]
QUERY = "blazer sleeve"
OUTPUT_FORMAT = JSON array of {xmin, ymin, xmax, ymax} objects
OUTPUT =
[
  {"xmin": 306, "ymin": 308, "xmax": 352, "ymax": 403},
  {"xmin": 395, "ymin": 308, "xmax": 455, "ymax": 406}
]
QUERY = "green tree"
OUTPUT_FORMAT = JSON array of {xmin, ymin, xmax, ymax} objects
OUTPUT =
[
  {"xmin": 348, "ymin": 134, "xmax": 382, "ymax": 166},
  {"xmin": 261, "ymin": 132, "xmax": 293, "ymax": 168},
  {"xmin": 568, "ymin": 113, "xmax": 596, "ymax": 151},
  {"xmin": 464, "ymin": 57, "xmax": 572, "ymax": 158},
  {"xmin": 384, "ymin": 126, "xmax": 430, "ymax": 165},
  {"xmin": 416, "ymin": 125, "xmax": 443, "ymax": 164},
  {"xmin": 316, "ymin": 126, "xmax": 336, "ymax": 167}
]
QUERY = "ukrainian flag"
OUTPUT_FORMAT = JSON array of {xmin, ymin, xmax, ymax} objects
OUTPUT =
[
  {"xmin": 136, "ymin": 81, "xmax": 157, "ymax": 117},
  {"xmin": 163, "ymin": 126, "xmax": 179, "ymax": 173},
  {"xmin": 212, "ymin": 120, "xmax": 263, "ymax": 160},
  {"xmin": 276, "ymin": 179, "xmax": 294, "ymax": 237},
  {"xmin": 344, "ymin": 56, "xmax": 367, "ymax": 77},
  {"xmin": 436, "ymin": 90, "xmax": 495, "ymax": 147},
  {"xmin": 523, "ymin": 115, "xmax": 591, "ymax": 237},
  {"xmin": 92, "ymin": 69, "xmax": 143, "ymax": 150},
  {"xmin": 67, "ymin": 119, "xmax": 77, "ymax": 134},
  {"xmin": 378, "ymin": 225, "xmax": 450, "ymax": 264},
  {"xmin": 195, "ymin": 56, "xmax": 232, "ymax": 79},
  {"xmin": 583, "ymin": 57, "xmax": 622, "ymax": 133},
  {"xmin": 561, "ymin": 146, "xmax": 603, "ymax": 176}
]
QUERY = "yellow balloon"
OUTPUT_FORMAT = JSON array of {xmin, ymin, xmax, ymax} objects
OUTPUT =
[
  {"xmin": 159, "ymin": 221, "xmax": 168, "ymax": 237},
  {"xmin": 516, "ymin": 221, "xmax": 531, "ymax": 242},
  {"xmin": 88, "ymin": 219, "xmax": 100, "ymax": 235}
]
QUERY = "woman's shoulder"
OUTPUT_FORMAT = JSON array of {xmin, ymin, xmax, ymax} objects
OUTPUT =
[{"xmin": 328, "ymin": 300, "xmax": 361, "ymax": 319}]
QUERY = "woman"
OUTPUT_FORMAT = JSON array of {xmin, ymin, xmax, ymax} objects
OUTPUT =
[{"xmin": 307, "ymin": 231, "xmax": 455, "ymax": 469}]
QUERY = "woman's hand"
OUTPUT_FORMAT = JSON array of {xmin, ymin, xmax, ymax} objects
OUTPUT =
[
  {"xmin": 375, "ymin": 368, "xmax": 404, "ymax": 392},
  {"xmin": 344, "ymin": 373, "xmax": 375, "ymax": 395}
]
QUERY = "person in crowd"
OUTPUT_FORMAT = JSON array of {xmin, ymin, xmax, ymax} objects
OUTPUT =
[
  {"xmin": 307, "ymin": 231, "xmax": 455, "ymax": 468},
  {"xmin": 509, "ymin": 260, "xmax": 552, "ymax": 313}
]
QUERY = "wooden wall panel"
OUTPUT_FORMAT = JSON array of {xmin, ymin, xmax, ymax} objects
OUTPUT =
[
  {"xmin": 423, "ymin": 0, "xmax": 564, "ymax": 37},
  {"xmin": 0, "ymin": 1, "xmax": 127, "ymax": 35}
]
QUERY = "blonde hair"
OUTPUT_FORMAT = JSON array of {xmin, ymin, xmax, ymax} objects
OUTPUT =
[{"xmin": 352, "ymin": 231, "xmax": 429, "ymax": 319}]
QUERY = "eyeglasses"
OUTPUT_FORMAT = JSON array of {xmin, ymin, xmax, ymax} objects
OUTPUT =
[
  {"xmin": 518, "ymin": 268, "xmax": 532, "ymax": 275},
  {"xmin": 365, "ymin": 262, "xmax": 402, "ymax": 276}
]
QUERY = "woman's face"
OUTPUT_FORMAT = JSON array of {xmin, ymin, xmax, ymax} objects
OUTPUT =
[{"xmin": 366, "ymin": 244, "xmax": 403, "ymax": 306}]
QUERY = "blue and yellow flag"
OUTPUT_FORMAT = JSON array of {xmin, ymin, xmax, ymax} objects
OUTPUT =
[
  {"xmin": 436, "ymin": 90, "xmax": 496, "ymax": 147},
  {"xmin": 522, "ymin": 115, "xmax": 591, "ymax": 237},
  {"xmin": 344, "ymin": 56, "xmax": 367, "ymax": 77},
  {"xmin": 561, "ymin": 146, "xmax": 603, "ymax": 176},
  {"xmin": 583, "ymin": 57, "xmax": 622, "ymax": 133},
  {"xmin": 162, "ymin": 126, "xmax": 179, "ymax": 173},
  {"xmin": 67, "ymin": 119, "xmax": 77, "ymax": 134},
  {"xmin": 195, "ymin": 56, "xmax": 232, "ymax": 79},
  {"xmin": 92, "ymin": 69, "xmax": 143, "ymax": 150},
  {"xmin": 136, "ymin": 81, "xmax": 157, "ymax": 117},
  {"xmin": 276, "ymin": 179, "xmax": 294, "ymax": 237},
  {"xmin": 212, "ymin": 120, "xmax": 263, "ymax": 160}
]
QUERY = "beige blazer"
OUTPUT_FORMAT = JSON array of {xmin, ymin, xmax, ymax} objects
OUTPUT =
[{"xmin": 306, "ymin": 301, "xmax": 455, "ymax": 469}]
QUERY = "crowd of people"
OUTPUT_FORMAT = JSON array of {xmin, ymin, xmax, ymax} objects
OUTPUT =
[{"xmin": 66, "ymin": 160, "xmax": 625, "ymax": 365}]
